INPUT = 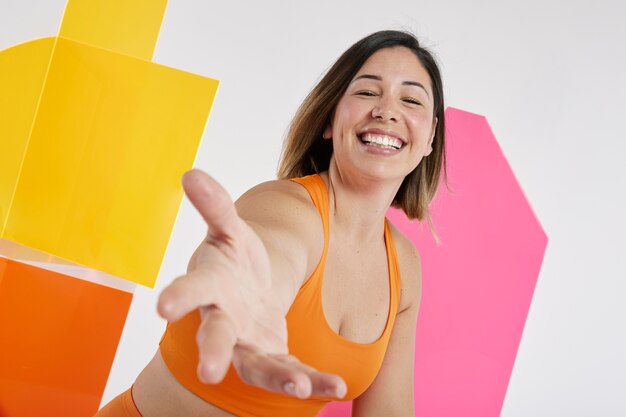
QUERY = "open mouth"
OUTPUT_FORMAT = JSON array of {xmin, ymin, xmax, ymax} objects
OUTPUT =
[{"xmin": 359, "ymin": 133, "xmax": 404, "ymax": 150}]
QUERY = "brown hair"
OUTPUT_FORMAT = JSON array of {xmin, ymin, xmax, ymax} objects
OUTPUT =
[{"xmin": 278, "ymin": 30, "xmax": 446, "ymax": 221}]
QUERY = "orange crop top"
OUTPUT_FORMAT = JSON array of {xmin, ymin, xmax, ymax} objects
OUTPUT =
[{"xmin": 159, "ymin": 174, "xmax": 402, "ymax": 416}]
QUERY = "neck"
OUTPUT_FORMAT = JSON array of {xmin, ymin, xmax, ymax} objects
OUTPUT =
[{"xmin": 322, "ymin": 162, "xmax": 403, "ymax": 242}]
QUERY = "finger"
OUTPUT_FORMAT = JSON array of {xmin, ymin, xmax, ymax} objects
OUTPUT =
[
  {"xmin": 271, "ymin": 355, "xmax": 347, "ymax": 399},
  {"xmin": 157, "ymin": 264, "xmax": 245, "ymax": 323},
  {"xmin": 238, "ymin": 306, "xmax": 288, "ymax": 356},
  {"xmin": 307, "ymin": 370, "xmax": 347, "ymax": 399},
  {"xmin": 233, "ymin": 346, "xmax": 313, "ymax": 399},
  {"xmin": 195, "ymin": 306, "xmax": 238, "ymax": 384},
  {"xmin": 182, "ymin": 169, "xmax": 243, "ymax": 240}
]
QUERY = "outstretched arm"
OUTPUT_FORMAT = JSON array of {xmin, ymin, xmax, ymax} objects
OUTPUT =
[{"xmin": 157, "ymin": 169, "xmax": 346, "ymax": 399}]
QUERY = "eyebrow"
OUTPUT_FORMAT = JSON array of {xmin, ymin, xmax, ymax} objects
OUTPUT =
[{"xmin": 352, "ymin": 74, "xmax": 430, "ymax": 98}]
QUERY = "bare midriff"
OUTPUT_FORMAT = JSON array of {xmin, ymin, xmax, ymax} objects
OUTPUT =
[{"xmin": 132, "ymin": 351, "xmax": 235, "ymax": 417}]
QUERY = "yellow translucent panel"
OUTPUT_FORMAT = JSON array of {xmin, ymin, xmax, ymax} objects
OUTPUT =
[
  {"xmin": 58, "ymin": 0, "xmax": 168, "ymax": 60},
  {"xmin": 1, "ymin": 37, "xmax": 219, "ymax": 287},
  {"xmin": 0, "ymin": 38, "xmax": 55, "ymax": 234}
]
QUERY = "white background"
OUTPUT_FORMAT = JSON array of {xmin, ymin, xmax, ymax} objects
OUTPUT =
[{"xmin": 2, "ymin": 0, "xmax": 625, "ymax": 415}]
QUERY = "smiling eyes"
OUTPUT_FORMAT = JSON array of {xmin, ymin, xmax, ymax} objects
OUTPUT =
[
  {"xmin": 354, "ymin": 90, "xmax": 423, "ymax": 107},
  {"xmin": 401, "ymin": 97, "xmax": 422, "ymax": 106}
]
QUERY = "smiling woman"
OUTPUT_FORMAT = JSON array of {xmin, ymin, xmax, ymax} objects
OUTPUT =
[
  {"xmin": 279, "ymin": 31, "xmax": 445, "ymax": 222},
  {"xmin": 321, "ymin": 47, "xmax": 439, "ymax": 197},
  {"xmin": 96, "ymin": 30, "xmax": 446, "ymax": 417}
]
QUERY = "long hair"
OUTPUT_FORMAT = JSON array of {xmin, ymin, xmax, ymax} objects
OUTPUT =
[{"xmin": 278, "ymin": 30, "xmax": 446, "ymax": 221}]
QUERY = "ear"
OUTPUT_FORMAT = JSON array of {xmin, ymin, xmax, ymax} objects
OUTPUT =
[
  {"xmin": 322, "ymin": 123, "xmax": 333, "ymax": 140},
  {"xmin": 424, "ymin": 117, "xmax": 437, "ymax": 156}
]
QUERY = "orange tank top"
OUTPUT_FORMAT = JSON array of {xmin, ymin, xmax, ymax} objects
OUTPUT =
[{"xmin": 159, "ymin": 174, "xmax": 402, "ymax": 416}]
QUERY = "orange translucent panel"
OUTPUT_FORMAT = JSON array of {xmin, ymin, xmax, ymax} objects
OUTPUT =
[{"xmin": 0, "ymin": 257, "xmax": 133, "ymax": 417}]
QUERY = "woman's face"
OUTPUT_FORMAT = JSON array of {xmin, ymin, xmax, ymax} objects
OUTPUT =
[{"xmin": 325, "ymin": 46, "xmax": 437, "ymax": 184}]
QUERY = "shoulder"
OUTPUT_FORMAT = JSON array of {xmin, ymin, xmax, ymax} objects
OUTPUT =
[
  {"xmin": 235, "ymin": 179, "xmax": 321, "ymax": 229},
  {"xmin": 387, "ymin": 221, "xmax": 422, "ymax": 313},
  {"xmin": 235, "ymin": 179, "xmax": 324, "ymax": 280}
]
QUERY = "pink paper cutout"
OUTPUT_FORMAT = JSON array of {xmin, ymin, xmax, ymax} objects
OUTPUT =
[{"xmin": 319, "ymin": 107, "xmax": 547, "ymax": 416}]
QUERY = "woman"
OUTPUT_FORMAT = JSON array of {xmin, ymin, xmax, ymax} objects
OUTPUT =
[{"xmin": 97, "ymin": 29, "xmax": 445, "ymax": 416}]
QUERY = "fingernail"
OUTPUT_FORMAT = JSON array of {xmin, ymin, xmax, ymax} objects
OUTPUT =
[
  {"xmin": 284, "ymin": 381, "xmax": 296, "ymax": 396},
  {"xmin": 336, "ymin": 384, "xmax": 346, "ymax": 398}
]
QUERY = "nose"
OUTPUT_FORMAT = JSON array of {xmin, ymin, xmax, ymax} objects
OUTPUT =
[{"xmin": 371, "ymin": 96, "xmax": 398, "ymax": 122}]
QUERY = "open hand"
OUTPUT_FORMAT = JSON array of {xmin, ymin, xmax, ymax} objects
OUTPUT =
[{"xmin": 157, "ymin": 170, "xmax": 346, "ymax": 399}]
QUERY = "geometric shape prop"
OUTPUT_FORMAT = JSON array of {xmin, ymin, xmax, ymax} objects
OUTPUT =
[
  {"xmin": 59, "ymin": 0, "xmax": 168, "ymax": 60},
  {"xmin": 0, "ymin": 0, "xmax": 219, "ymax": 287},
  {"xmin": 319, "ymin": 107, "xmax": 547, "ymax": 416},
  {"xmin": 0, "ymin": 238, "xmax": 136, "ymax": 294},
  {"xmin": 0, "ymin": 37, "xmax": 56, "ymax": 235},
  {"xmin": 0, "ymin": 256, "xmax": 133, "ymax": 417}
]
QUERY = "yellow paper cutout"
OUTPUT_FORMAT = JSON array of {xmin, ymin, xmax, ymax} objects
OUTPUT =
[
  {"xmin": 0, "ymin": 38, "xmax": 55, "ymax": 236},
  {"xmin": 59, "ymin": 0, "xmax": 168, "ymax": 60},
  {"xmin": 0, "ymin": 0, "xmax": 219, "ymax": 287}
]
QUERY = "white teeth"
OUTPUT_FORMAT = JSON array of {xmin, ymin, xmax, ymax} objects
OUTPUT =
[{"xmin": 360, "ymin": 133, "xmax": 403, "ymax": 149}]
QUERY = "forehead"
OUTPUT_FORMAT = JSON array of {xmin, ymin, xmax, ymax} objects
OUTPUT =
[{"xmin": 355, "ymin": 47, "xmax": 432, "ymax": 90}]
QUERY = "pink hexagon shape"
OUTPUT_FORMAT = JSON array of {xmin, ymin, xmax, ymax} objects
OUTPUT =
[{"xmin": 320, "ymin": 107, "xmax": 547, "ymax": 416}]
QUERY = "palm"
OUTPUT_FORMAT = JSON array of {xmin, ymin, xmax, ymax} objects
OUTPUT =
[
  {"xmin": 158, "ymin": 170, "xmax": 345, "ymax": 399},
  {"xmin": 193, "ymin": 218, "xmax": 287, "ymax": 353}
]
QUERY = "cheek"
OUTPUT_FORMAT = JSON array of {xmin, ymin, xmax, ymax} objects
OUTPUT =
[
  {"xmin": 408, "ymin": 124, "xmax": 431, "ymax": 145},
  {"xmin": 334, "ymin": 99, "xmax": 368, "ymax": 132}
]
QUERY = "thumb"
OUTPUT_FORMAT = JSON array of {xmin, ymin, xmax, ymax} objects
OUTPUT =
[{"xmin": 182, "ymin": 169, "xmax": 243, "ymax": 239}]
